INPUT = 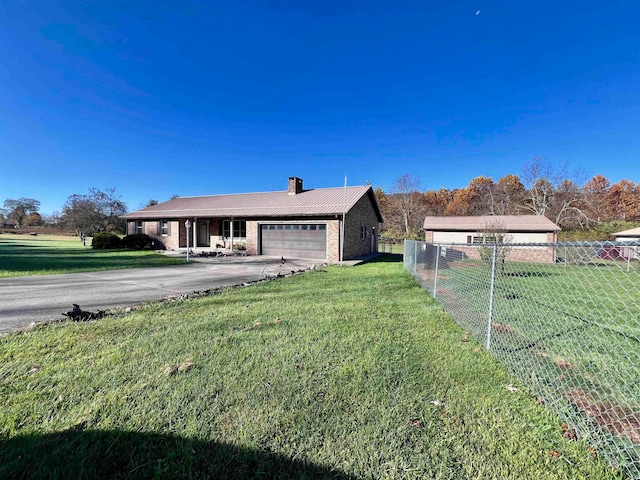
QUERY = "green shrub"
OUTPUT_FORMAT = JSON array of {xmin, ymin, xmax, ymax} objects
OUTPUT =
[
  {"xmin": 92, "ymin": 232, "xmax": 122, "ymax": 250},
  {"xmin": 121, "ymin": 234, "xmax": 155, "ymax": 250}
]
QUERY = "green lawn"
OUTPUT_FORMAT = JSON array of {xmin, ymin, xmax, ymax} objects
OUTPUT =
[
  {"xmin": 417, "ymin": 255, "xmax": 640, "ymax": 476},
  {"xmin": 378, "ymin": 241, "xmax": 404, "ymax": 254},
  {"xmin": 0, "ymin": 234, "xmax": 184, "ymax": 277},
  {"xmin": 0, "ymin": 258, "xmax": 622, "ymax": 479}
]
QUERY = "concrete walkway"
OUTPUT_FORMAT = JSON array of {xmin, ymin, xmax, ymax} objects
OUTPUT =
[{"xmin": 0, "ymin": 257, "xmax": 318, "ymax": 335}]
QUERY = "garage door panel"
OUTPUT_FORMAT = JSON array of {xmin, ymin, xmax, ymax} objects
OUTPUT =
[{"xmin": 261, "ymin": 224, "xmax": 326, "ymax": 259}]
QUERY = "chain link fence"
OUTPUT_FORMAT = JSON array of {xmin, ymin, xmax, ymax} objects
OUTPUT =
[
  {"xmin": 405, "ymin": 239, "xmax": 640, "ymax": 478},
  {"xmin": 378, "ymin": 238, "xmax": 403, "ymax": 254}
]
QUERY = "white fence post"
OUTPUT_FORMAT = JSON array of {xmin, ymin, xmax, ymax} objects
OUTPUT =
[
  {"xmin": 433, "ymin": 244, "xmax": 440, "ymax": 298},
  {"xmin": 486, "ymin": 244, "xmax": 497, "ymax": 350}
]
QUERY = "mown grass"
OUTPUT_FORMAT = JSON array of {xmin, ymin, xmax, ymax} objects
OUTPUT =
[
  {"xmin": 419, "ymin": 255, "xmax": 640, "ymax": 475},
  {"xmin": 0, "ymin": 258, "xmax": 623, "ymax": 479},
  {"xmin": 0, "ymin": 234, "xmax": 184, "ymax": 277},
  {"xmin": 431, "ymin": 258, "xmax": 640, "ymax": 386},
  {"xmin": 378, "ymin": 242, "xmax": 405, "ymax": 254}
]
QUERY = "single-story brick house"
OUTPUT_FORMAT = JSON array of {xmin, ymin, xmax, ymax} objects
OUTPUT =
[
  {"xmin": 423, "ymin": 215, "xmax": 561, "ymax": 263},
  {"xmin": 121, "ymin": 177, "xmax": 383, "ymax": 262}
]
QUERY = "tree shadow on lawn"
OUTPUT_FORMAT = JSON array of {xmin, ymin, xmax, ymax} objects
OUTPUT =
[
  {"xmin": 0, "ymin": 429, "xmax": 355, "ymax": 480},
  {"xmin": 0, "ymin": 248, "xmax": 180, "ymax": 275}
]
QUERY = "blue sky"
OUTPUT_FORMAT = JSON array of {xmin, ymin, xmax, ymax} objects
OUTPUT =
[{"xmin": 2, "ymin": 1, "xmax": 639, "ymax": 215}]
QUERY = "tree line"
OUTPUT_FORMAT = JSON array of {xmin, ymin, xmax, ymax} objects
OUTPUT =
[
  {"xmin": 377, "ymin": 158, "xmax": 640, "ymax": 240},
  {"xmin": 3, "ymin": 160, "xmax": 638, "ymax": 241},
  {"xmin": 1, "ymin": 188, "xmax": 128, "ymax": 237}
]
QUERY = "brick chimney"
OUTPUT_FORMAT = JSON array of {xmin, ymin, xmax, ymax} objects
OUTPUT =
[{"xmin": 288, "ymin": 177, "xmax": 303, "ymax": 195}]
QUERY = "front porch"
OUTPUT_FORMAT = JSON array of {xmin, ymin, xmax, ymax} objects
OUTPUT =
[{"xmin": 179, "ymin": 218, "xmax": 247, "ymax": 251}]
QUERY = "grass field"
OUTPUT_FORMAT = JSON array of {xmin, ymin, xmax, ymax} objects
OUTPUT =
[
  {"xmin": 0, "ymin": 257, "xmax": 622, "ymax": 479},
  {"xmin": 0, "ymin": 234, "xmax": 184, "ymax": 277},
  {"xmin": 378, "ymin": 241, "xmax": 405, "ymax": 255},
  {"xmin": 411, "ymin": 250, "xmax": 640, "ymax": 476}
]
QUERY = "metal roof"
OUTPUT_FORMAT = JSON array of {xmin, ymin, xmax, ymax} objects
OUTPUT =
[
  {"xmin": 612, "ymin": 227, "xmax": 640, "ymax": 237},
  {"xmin": 122, "ymin": 185, "xmax": 383, "ymax": 221},
  {"xmin": 423, "ymin": 215, "xmax": 561, "ymax": 232}
]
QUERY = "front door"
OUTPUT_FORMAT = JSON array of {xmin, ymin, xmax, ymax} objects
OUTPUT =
[{"xmin": 197, "ymin": 221, "xmax": 210, "ymax": 247}]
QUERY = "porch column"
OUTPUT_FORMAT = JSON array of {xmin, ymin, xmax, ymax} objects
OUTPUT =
[
  {"xmin": 230, "ymin": 217, "xmax": 234, "ymax": 252},
  {"xmin": 193, "ymin": 217, "xmax": 197, "ymax": 249}
]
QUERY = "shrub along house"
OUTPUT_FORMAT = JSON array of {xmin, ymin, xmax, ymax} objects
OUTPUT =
[
  {"xmin": 121, "ymin": 177, "xmax": 383, "ymax": 262},
  {"xmin": 423, "ymin": 215, "xmax": 561, "ymax": 263}
]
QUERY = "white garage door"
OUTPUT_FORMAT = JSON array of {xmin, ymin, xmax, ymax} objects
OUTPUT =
[{"xmin": 260, "ymin": 224, "xmax": 327, "ymax": 259}]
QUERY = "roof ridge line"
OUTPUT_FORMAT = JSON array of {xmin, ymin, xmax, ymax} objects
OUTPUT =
[{"xmin": 175, "ymin": 184, "xmax": 369, "ymax": 200}]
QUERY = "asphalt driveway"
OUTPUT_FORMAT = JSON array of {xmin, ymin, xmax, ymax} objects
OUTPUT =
[{"xmin": 0, "ymin": 256, "xmax": 317, "ymax": 334}]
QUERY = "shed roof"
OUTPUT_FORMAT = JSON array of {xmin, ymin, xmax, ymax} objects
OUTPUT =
[
  {"xmin": 122, "ymin": 185, "xmax": 383, "ymax": 222},
  {"xmin": 423, "ymin": 215, "xmax": 560, "ymax": 232},
  {"xmin": 612, "ymin": 227, "xmax": 640, "ymax": 237}
]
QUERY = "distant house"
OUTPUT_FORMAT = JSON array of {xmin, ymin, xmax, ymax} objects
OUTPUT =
[
  {"xmin": 423, "ymin": 215, "xmax": 561, "ymax": 263},
  {"xmin": 423, "ymin": 215, "xmax": 560, "ymax": 244},
  {"xmin": 610, "ymin": 227, "xmax": 640, "ymax": 260},
  {"xmin": 121, "ymin": 177, "xmax": 383, "ymax": 262},
  {"xmin": 612, "ymin": 227, "xmax": 640, "ymax": 242}
]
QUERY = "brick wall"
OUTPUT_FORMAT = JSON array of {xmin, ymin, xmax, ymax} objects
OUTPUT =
[
  {"xmin": 343, "ymin": 194, "xmax": 380, "ymax": 260},
  {"xmin": 246, "ymin": 221, "xmax": 258, "ymax": 256},
  {"xmin": 162, "ymin": 221, "xmax": 180, "ymax": 250},
  {"xmin": 327, "ymin": 219, "xmax": 341, "ymax": 262},
  {"xmin": 445, "ymin": 245, "xmax": 556, "ymax": 263},
  {"xmin": 143, "ymin": 221, "xmax": 158, "ymax": 238}
]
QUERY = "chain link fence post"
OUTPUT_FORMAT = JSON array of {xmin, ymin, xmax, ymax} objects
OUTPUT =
[
  {"xmin": 485, "ymin": 243, "xmax": 497, "ymax": 350},
  {"xmin": 433, "ymin": 244, "xmax": 440, "ymax": 298}
]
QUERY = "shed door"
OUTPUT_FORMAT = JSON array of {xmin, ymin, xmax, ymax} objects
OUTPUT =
[{"xmin": 260, "ymin": 224, "xmax": 326, "ymax": 259}]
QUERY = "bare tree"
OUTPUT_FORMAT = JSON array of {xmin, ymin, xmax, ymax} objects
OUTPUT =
[
  {"xmin": 478, "ymin": 221, "xmax": 514, "ymax": 274},
  {"xmin": 522, "ymin": 158, "xmax": 556, "ymax": 216},
  {"xmin": 553, "ymin": 179, "xmax": 592, "ymax": 229},
  {"xmin": 60, "ymin": 187, "xmax": 127, "ymax": 236},
  {"xmin": 521, "ymin": 157, "xmax": 592, "ymax": 229},
  {"xmin": 2, "ymin": 198, "xmax": 41, "ymax": 228},
  {"xmin": 389, "ymin": 173, "xmax": 425, "ymax": 238}
]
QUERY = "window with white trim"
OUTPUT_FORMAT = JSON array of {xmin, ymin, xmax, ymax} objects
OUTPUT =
[
  {"xmin": 135, "ymin": 221, "xmax": 143, "ymax": 234},
  {"xmin": 472, "ymin": 234, "xmax": 504, "ymax": 244},
  {"xmin": 160, "ymin": 220, "xmax": 169, "ymax": 236},
  {"xmin": 222, "ymin": 220, "xmax": 246, "ymax": 239}
]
